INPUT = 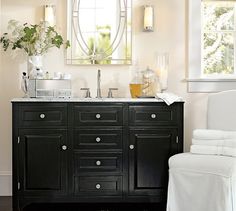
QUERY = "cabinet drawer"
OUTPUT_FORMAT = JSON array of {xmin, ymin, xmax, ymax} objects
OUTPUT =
[
  {"xmin": 19, "ymin": 104, "xmax": 67, "ymax": 127},
  {"xmin": 74, "ymin": 176, "xmax": 122, "ymax": 196},
  {"xmin": 74, "ymin": 129, "xmax": 122, "ymax": 150},
  {"xmin": 74, "ymin": 152, "xmax": 122, "ymax": 174},
  {"xmin": 129, "ymin": 105, "xmax": 178, "ymax": 126},
  {"xmin": 73, "ymin": 105, "xmax": 123, "ymax": 126}
]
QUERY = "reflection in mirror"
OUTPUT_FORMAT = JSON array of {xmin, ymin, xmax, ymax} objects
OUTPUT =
[{"xmin": 67, "ymin": 0, "xmax": 132, "ymax": 65}]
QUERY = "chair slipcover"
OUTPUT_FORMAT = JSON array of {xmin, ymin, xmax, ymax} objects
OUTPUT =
[{"xmin": 167, "ymin": 90, "xmax": 236, "ymax": 211}]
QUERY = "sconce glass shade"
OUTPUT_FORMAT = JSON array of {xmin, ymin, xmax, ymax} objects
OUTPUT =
[
  {"xmin": 143, "ymin": 5, "xmax": 154, "ymax": 32},
  {"xmin": 44, "ymin": 5, "xmax": 56, "ymax": 27}
]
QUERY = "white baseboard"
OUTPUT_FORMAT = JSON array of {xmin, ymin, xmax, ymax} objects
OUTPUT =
[{"xmin": 0, "ymin": 171, "xmax": 12, "ymax": 196}]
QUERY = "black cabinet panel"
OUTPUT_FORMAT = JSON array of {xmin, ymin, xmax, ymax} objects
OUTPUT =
[
  {"xmin": 73, "ymin": 129, "xmax": 122, "ymax": 150},
  {"xmin": 19, "ymin": 103, "xmax": 67, "ymax": 127},
  {"xmin": 74, "ymin": 176, "xmax": 122, "ymax": 196},
  {"xmin": 73, "ymin": 105, "xmax": 123, "ymax": 126},
  {"xmin": 25, "ymin": 136, "xmax": 61, "ymax": 190},
  {"xmin": 128, "ymin": 129, "xmax": 178, "ymax": 197},
  {"xmin": 129, "ymin": 104, "xmax": 178, "ymax": 126},
  {"xmin": 19, "ymin": 129, "xmax": 67, "ymax": 195},
  {"xmin": 74, "ymin": 152, "xmax": 122, "ymax": 174}
]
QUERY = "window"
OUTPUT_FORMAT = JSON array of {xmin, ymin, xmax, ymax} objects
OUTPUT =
[
  {"xmin": 202, "ymin": 1, "xmax": 236, "ymax": 78},
  {"xmin": 188, "ymin": 0, "xmax": 236, "ymax": 92}
]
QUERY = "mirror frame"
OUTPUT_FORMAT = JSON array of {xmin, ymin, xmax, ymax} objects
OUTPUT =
[{"xmin": 66, "ymin": 0, "xmax": 132, "ymax": 65}]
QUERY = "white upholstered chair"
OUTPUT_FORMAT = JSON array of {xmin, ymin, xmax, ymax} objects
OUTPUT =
[{"xmin": 167, "ymin": 90, "xmax": 236, "ymax": 211}]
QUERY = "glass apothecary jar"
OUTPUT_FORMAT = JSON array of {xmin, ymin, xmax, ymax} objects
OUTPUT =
[{"xmin": 142, "ymin": 66, "xmax": 160, "ymax": 97}]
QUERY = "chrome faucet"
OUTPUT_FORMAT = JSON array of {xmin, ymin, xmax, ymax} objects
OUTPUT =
[{"xmin": 96, "ymin": 69, "xmax": 102, "ymax": 98}]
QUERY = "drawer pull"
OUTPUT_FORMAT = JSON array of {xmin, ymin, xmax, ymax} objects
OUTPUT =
[
  {"xmin": 95, "ymin": 114, "xmax": 101, "ymax": 119},
  {"xmin": 61, "ymin": 145, "xmax": 67, "ymax": 151},
  {"xmin": 95, "ymin": 183, "xmax": 101, "ymax": 189},
  {"xmin": 151, "ymin": 114, "xmax": 157, "ymax": 119},
  {"xmin": 96, "ymin": 137, "xmax": 101, "ymax": 143},
  {"xmin": 129, "ymin": 145, "xmax": 134, "ymax": 150},
  {"xmin": 96, "ymin": 160, "xmax": 101, "ymax": 166},
  {"xmin": 40, "ymin": 113, "xmax": 46, "ymax": 119}
]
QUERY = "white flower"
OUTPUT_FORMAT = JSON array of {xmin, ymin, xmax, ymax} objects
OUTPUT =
[{"xmin": 1, "ymin": 20, "xmax": 69, "ymax": 56}]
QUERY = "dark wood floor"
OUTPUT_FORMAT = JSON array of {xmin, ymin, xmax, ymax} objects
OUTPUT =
[
  {"xmin": 0, "ymin": 197, "xmax": 12, "ymax": 211},
  {"xmin": 0, "ymin": 197, "xmax": 165, "ymax": 211}
]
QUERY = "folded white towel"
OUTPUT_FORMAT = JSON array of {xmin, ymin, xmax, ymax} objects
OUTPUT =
[
  {"xmin": 193, "ymin": 129, "xmax": 236, "ymax": 140},
  {"xmin": 156, "ymin": 93, "xmax": 182, "ymax": 106},
  {"xmin": 190, "ymin": 145, "xmax": 236, "ymax": 157},
  {"xmin": 192, "ymin": 138, "xmax": 236, "ymax": 148}
]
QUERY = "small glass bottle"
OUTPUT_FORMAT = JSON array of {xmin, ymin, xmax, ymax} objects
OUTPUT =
[{"xmin": 45, "ymin": 71, "xmax": 50, "ymax": 79}]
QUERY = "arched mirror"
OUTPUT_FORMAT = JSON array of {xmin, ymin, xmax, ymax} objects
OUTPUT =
[{"xmin": 67, "ymin": 0, "xmax": 132, "ymax": 65}]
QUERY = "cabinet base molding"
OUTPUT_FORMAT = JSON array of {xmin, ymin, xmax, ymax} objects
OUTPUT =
[{"xmin": 17, "ymin": 202, "xmax": 167, "ymax": 211}]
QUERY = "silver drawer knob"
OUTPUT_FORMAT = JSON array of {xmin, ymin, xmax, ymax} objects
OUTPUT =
[
  {"xmin": 96, "ymin": 160, "xmax": 101, "ymax": 166},
  {"xmin": 96, "ymin": 137, "xmax": 101, "ymax": 143},
  {"xmin": 129, "ymin": 145, "xmax": 134, "ymax": 150},
  {"xmin": 40, "ymin": 113, "xmax": 46, "ymax": 119},
  {"xmin": 95, "ymin": 113, "xmax": 101, "ymax": 119},
  {"xmin": 62, "ymin": 145, "xmax": 67, "ymax": 151},
  {"xmin": 95, "ymin": 184, "xmax": 101, "ymax": 189},
  {"xmin": 151, "ymin": 114, "xmax": 157, "ymax": 119}
]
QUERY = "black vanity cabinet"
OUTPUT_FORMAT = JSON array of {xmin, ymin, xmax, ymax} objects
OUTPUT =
[{"xmin": 12, "ymin": 101, "xmax": 183, "ymax": 211}]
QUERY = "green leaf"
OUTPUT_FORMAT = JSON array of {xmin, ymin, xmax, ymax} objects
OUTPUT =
[
  {"xmin": 65, "ymin": 40, "xmax": 70, "ymax": 49},
  {"xmin": 0, "ymin": 20, "xmax": 69, "ymax": 55}
]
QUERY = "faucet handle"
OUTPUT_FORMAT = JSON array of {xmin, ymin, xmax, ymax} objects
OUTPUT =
[
  {"xmin": 81, "ymin": 88, "xmax": 91, "ymax": 98},
  {"xmin": 107, "ymin": 88, "xmax": 118, "ymax": 98}
]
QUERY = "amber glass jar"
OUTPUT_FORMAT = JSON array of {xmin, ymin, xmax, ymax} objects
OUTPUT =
[{"xmin": 129, "ymin": 71, "xmax": 143, "ymax": 98}]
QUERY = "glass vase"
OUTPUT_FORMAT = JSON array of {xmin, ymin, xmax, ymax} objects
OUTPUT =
[
  {"xmin": 155, "ymin": 53, "xmax": 169, "ymax": 91},
  {"xmin": 27, "ymin": 55, "xmax": 44, "ymax": 79}
]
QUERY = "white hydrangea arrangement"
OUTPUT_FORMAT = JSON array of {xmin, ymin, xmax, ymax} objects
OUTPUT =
[{"xmin": 0, "ymin": 20, "xmax": 70, "ymax": 56}]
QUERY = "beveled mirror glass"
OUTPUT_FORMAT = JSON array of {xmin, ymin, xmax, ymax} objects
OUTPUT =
[{"xmin": 67, "ymin": 0, "xmax": 132, "ymax": 65}]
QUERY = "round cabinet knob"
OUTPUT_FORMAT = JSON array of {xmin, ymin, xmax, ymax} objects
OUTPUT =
[
  {"xmin": 129, "ymin": 145, "xmax": 134, "ymax": 150},
  {"xmin": 95, "ymin": 184, "xmax": 101, "ymax": 189},
  {"xmin": 62, "ymin": 145, "xmax": 67, "ymax": 151},
  {"xmin": 96, "ymin": 137, "xmax": 101, "ymax": 143},
  {"xmin": 96, "ymin": 160, "xmax": 101, "ymax": 166},
  {"xmin": 95, "ymin": 114, "xmax": 101, "ymax": 119},
  {"xmin": 151, "ymin": 113, "xmax": 157, "ymax": 119},
  {"xmin": 40, "ymin": 113, "xmax": 46, "ymax": 119}
]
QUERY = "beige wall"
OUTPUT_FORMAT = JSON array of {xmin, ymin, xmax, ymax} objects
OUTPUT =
[{"xmin": 0, "ymin": 0, "xmax": 209, "ymax": 195}]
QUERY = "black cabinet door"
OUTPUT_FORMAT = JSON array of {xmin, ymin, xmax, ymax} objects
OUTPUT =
[
  {"xmin": 128, "ymin": 128, "xmax": 178, "ymax": 198},
  {"xmin": 18, "ymin": 129, "xmax": 68, "ymax": 196}
]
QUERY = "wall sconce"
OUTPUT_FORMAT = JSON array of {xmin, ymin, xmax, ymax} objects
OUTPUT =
[
  {"xmin": 44, "ymin": 5, "xmax": 56, "ymax": 27},
  {"xmin": 143, "ymin": 5, "xmax": 154, "ymax": 32}
]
